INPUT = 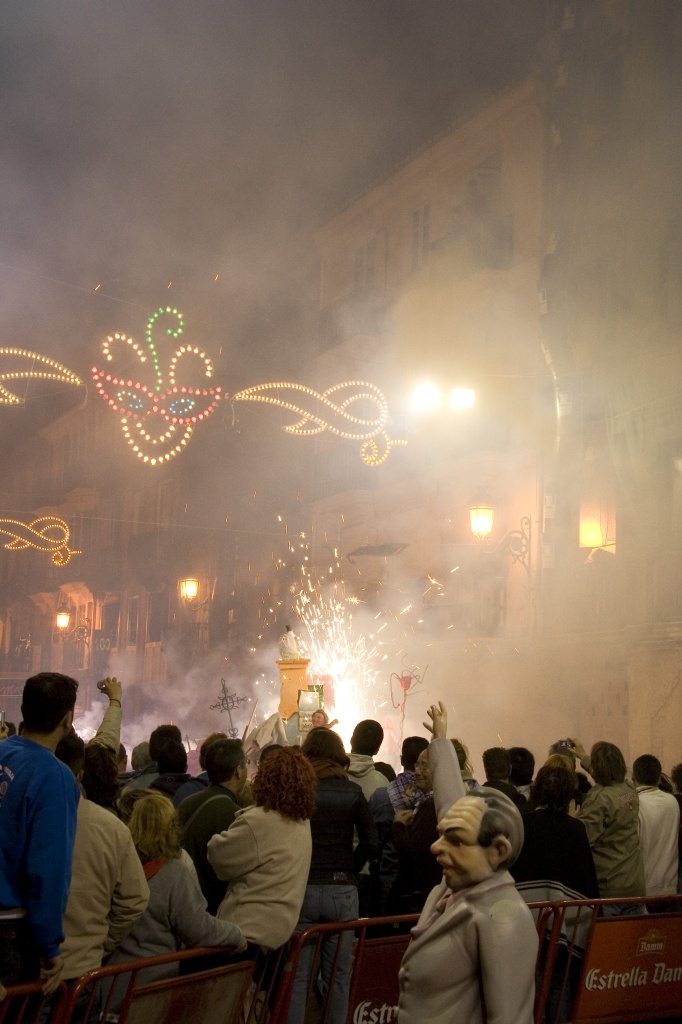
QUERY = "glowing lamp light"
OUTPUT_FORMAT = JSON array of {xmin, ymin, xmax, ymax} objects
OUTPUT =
[
  {"xmin": 179, "ymin": 577, "xmax": 200, "ymax": 602},
  {"xmin": 411, "ymin": 383, "xmax": 442, "ymax": 412},
  {"xmin": 55, "ymin": 610, "xmax": 71, "ymax": 631},
  {"xmin": 470, "ymin": 501, "xmax": 495, "ymax": 540},
  {"xmin": 450, "ymin": 388, "xmax": 475, "ymax": 409}
]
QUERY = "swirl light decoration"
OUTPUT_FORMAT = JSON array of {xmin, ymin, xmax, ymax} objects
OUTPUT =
[
  {"xmin": 94, "ymin": 309, "xmax": 407, "ymax": 467},
  {"xmin": 92, "ymin": 307, "xmax": 222, "ymax": 466},
  {"xmin": 0, "ymin": 349, "xmax": 82, "ymax": 405},
  {"xmin": 0, "ymin": 516, "xmax": 81, "ymax": 567},
  {"xmin": 232, "ymin": 381, "xmax": 407, "ymax": 463}
]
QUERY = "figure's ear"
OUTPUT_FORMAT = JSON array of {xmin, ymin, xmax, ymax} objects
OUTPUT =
[{"xmin": 484, "ymin": 835, "xmax": 513, "ymax": 871}]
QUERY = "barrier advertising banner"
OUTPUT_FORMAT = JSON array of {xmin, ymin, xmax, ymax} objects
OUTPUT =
[
  {"xmin": 347, "ymin": 935, "xmax": 411, "ymax": 1024},
  {"xmin": 573, "ymin": 914, "xmax": 682, "ymax": 1021}
]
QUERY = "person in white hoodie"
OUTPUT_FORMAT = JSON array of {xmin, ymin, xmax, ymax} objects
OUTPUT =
[
  {"xmin": 347, "ymin": 720, "xmax": 388, "ymax": 915},
  {"xmin": 348, "ymin": 720, "xmax": 389, "ymax": 800},
  {"xmin": 633, "ymin": 754, "xmax": 680, "ymax": 911}
]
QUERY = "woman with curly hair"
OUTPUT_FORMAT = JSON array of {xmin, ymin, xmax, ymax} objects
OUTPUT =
[
  {"xmin": 286, "ymin": 728, "xmax": 378, "ymax": 1024},
  {"xmin": 208, "ymin": 746, "xmax": 317, "ymax": 951},
  {"xmin": 105, "ymin": 790, "xmax": 244, "ymax": 998}
]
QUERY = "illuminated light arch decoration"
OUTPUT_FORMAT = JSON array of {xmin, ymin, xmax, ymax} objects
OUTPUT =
[
  {"xmin": 94, "ymin": 310, "xmax": 406, "ymax": 467},
  {"xmin": 359, "ymin": 431, "xmax": 409, "ymax": 467},
  {"xmin": 232, "ymin": 381, "xmax": 407, "ymax": 464},
  {"xmin": 92, "ymin": 308, "xmax": 222, "ymax": 466},
  {"xmin": 0, "ymin": 516, "xmax": 81, "ymax": 567},
  {"xmin": 0, "ymin": 349, "xmax": 83, "ymax": 405}
]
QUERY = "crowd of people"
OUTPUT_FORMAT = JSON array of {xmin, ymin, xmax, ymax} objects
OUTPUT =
[{"xmin": 0, "ymin": 671, "xmax": 680, "ymax": 1024}]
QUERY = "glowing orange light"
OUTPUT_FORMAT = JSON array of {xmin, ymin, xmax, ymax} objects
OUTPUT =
[
  {"xmin": 0, "ymin": 350, "xmax": 82, "ymax": 405},
  {"xmin": 0, "ymin": 516, "xmax": 81, "ymax": 566}
]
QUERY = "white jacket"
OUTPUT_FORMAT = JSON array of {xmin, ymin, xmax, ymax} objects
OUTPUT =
[{"xmin": 637, "ymin": 786, "xmax": 680, "ymax": 896}]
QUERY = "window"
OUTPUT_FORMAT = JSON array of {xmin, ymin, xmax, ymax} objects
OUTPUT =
[{"xmin": 127, "ymin": 597, "xmax": 139, "ymax": 646}]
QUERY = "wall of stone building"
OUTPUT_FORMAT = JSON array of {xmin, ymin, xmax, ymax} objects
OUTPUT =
[{"xmin": 628, "ymin": 640, "xmax": 682, "ymax": 777}]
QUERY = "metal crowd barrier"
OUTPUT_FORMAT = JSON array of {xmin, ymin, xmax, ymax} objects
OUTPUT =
[{"xmin": 2, "ymin": 896, "xmax": 681, "ymax": 1024}]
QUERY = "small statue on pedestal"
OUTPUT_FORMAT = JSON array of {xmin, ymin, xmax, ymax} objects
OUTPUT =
[{"xmin": 278, "ymin": 625, "xmax": 299, "ymax": 662}]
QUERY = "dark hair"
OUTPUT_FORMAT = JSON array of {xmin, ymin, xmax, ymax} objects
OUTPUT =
[
  {"xmin": 671, "ymin": 763, "xmax": 682, "ymax": 793},
  {"xmin": 21, "ymin": 672, "xmax": 78, "ymax": 733},
  {"xmin": 482, "ymin": 747, "xmax": 511, "ymax": 782},
  {"xmin": 401, "ymin": 736, "xmax": 428, "ymax": 771},
  {"xmin": 530, "ymin": 766, "xmax": 574, "ymax": 812},
  {"xmin": 350, "ymin": 720, "xmax": 383, "ymax": 756},
  {"xmin": 508, "ymin": 746, "xmax": 535, "ymax": 787},
  {"xmin": 118, "ymin": 743, "xmax": 127, "ymax": 766},
  {"xmin": 206, "ymin": 739, "xmax": 245, "ymax": 785},
  {"xmin": 199, "ymin": 732, "xmax": 228, "ymax": 770},
  {"xmin": 55, "ymin": 730, "xmax": 86, "ymax": 775},
  {"xmin": 82, "ymin": 744, "xmax": 119, "ymax": 807},
  {"xmin": 258, "ymin": 743, "xmax": 283, "ymax": 764},
  {"xmin": 252, "ymin": 747, "xmax": 317, "ymax": 820},
  {"xmin": 590, "ymin": 741, "xmax": 627, "ymax": 786},
  {"xmin": 633, "ymin": 754, "xmax": 662, "ymax": 787},
  {"xmin": 301, "ymin": 728, "xmax": 349, "ymax": 768},
  {"xmin": 659, "ymin": 773, "xmax": 673, "ymax": 794},
  {"xmin": 157, "ymin": 740, "xmax": 187, "ymax": 774},
  {"xmin": 4, "ymin": 721, "xmax": 16, "ymax": 737},
  {"xmin": 149, "ymin": 724, "xmax": 182, "ymax": 762},
  {"xmin": 375, "ymin": 761, "xmax": 397, "ymax": 782}
]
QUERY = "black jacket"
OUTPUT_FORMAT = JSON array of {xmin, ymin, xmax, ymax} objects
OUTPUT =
[{"xmin": 308, "ymin": 777, "xmax": 379, "ymax": 885}]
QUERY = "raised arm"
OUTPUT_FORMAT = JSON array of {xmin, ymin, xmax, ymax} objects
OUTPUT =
[
  {"xmin": 91, "ymin": 677, "xmax": 123, "ymax": 753},
  {"xmin": 423, "ymin": 702, "xmax": 466, "ymax": 819}
]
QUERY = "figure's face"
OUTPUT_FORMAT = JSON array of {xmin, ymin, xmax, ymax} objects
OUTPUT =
[
  {"xmin": 431, "ymin": 795, "xmax": 496, "ymax": 892},
  {"xmin": 415, "ymin": 749, "xmax": 432, "ymax": 792},
  {"xmin": 311, "ymin": 712, "xmax": 327, "ymax": 728}
]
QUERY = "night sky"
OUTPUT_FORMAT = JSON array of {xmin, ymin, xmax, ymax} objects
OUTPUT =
[{"xmin": 0, "ymin": 1, "xmax": 543, "ymax": 387}]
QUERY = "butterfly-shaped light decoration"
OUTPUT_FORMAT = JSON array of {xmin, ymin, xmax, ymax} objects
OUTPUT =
[
  {"xmin": 92, "ymin": 307, "xmax": 223, "ymax": 466},
  {"xmin": 0, "ymin": 349, "xmax": 82, "ymax": 404}
]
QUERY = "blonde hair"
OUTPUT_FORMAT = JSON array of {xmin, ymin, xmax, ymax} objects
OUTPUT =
[
  {"xmin": 543, "ymin": 754, "xmax": 578, "ymax": 788},
  {"xmin": 128, "ymin": 790, "xmax": 182, "ymax": 863}
]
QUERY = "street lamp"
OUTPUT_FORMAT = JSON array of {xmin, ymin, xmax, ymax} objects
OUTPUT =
[
  {"xmin": 55, "ymin": 610, "xmax": 71, "ymax": 631},
  {"xmin": 469, "ymin": 494, "xmax": 531, "ymax": 576},
  {"xmin": 179, "ymin": 577, "xmax": 200, "ymax": 603}
]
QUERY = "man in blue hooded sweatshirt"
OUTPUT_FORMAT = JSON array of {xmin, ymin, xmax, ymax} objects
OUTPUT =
[{"xmin": 0, "ymin": 672, "xmax": 80, "ymax": 993}]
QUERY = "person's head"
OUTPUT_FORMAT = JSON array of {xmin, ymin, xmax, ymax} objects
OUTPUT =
[
  {"xmin": 415, "ymin": 746, "xmax": 432, "ymax": 793},
  {"xmin": 590, "ymin": 741, "xmax": 627, "ymax": 786},
  {"xmin": 311, "ymin": 709, "xmax": 329, "ymax": 729},
  {"xmin": 544, "ymin": 753, "xmax": 575, "ymax": 773},
  {"xmin": 117, "ymin": 787, "xmax": 148, "ymax": 824},
  {"xmin": 156, "ymin": 739, "xmax": 187, "ymax": 775},
  {"xmin": 4, "ymin": 721, "xmax": 16, "ymax": 737},
  {"xmin": 128, "ymin": 791, "xmax": 181, "ymax": 863},
  {"xmin": 82, "ymin": 744, "xmax": 119, "ymax": 807},
  {"xmin": 350, "ymin": 719, "xmax": 383, "ymax": 756},
  {"xmin": 633, "ymin": 754, "xmax": 662, "ymax": 788},
  {"xmin": 451, "ymin": 739, "xmax": 473, "ymax": 775},
  {"xmin": 252, "ymin": 747, "xmax": 316, "ymax": 821},
  {"xmin": 206, "ymin": 739, "xmax": 246, "ymax": 790},
  {"xmin": 131, "ymin": 741, "xmax": 151, "ymax": 771},
  {"xmin": 199, "ymin": 732, "xmax": 228, "ymax": 770},
  {"xmin": 117, "ymin": 743, "xmax": 127, "ymax": 774},
  {"xmin": 507, "ymin": 746, "xmax": 535, "ymax": 787},
  {"xmin": 375, "ymin": 761, "xmax": 397, "ymax": 782},
  {"xmin": 55, "ymin": 730, "xmax": 86, "ymax": 777},
  {"xmin": 258, "ymin": 743, "xmax": 283, "ymax": 764},
  {"xmin": 21, "ymin": 672, "xmax": 78, "ymax": 736},
  {"xmin": 401, "ymin": 736, "xmax": 429, "ymax": 772},
  {"xmin": 482, "ymin": 747, "xmax": 511, "ymax": 782},
  {"xmin": 529, "ymin": 766, "xmax": 576, "ymax": 812},
  {"xmin": 301, "ymin": 727, "xmax": 349, "ymax": 768},
  {"xmin": 149, "ymin": 724, "xmax": 182, "ymax": 762},
  {"xmin": 431, "ymin": 789, "xmax": 523, "ymax": 892},
  {"xmin": 671, "ymin": 763, "xmax": 682, "ymax": 795}
]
